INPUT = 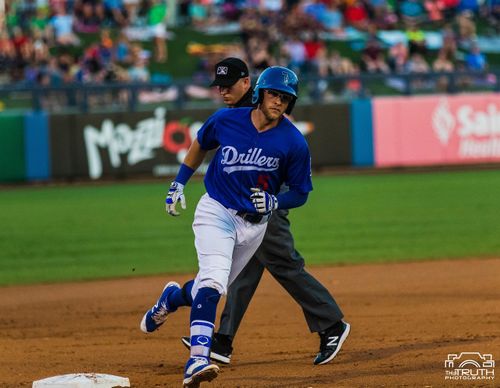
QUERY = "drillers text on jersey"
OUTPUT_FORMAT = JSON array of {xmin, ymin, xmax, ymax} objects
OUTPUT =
[{"xmin": 220, "ymin": 146, "xmax": 280, "ymax": 174}]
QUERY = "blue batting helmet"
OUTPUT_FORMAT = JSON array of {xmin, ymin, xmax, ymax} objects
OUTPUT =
[{"xmin": 252, "ymin": 66, "xmax": 299, "ymax": 114}]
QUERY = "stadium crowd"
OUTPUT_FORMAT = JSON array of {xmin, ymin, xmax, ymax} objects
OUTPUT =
[{"xmin": 0, "ymin": 0, "xmax": 496, "ymax": 94}]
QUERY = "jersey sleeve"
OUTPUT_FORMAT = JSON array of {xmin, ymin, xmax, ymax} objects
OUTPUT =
[
  {"xmin": 196, "ymin": 111, "xmax": 221, "ymax": 150},
  {"xmin": 284, "ymin": 136, "xmax": 313, "ymax": 194}
]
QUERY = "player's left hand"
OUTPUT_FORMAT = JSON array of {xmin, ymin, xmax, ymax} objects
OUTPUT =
[
  {"xmin": 165, "ymin": 181, "xmax": 186, "ymax": 216},
  {"xmin": 250, "ymin": 188, "xmax": 278, "ymax": 214}
]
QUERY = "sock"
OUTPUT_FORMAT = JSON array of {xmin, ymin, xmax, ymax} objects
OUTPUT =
[
  {"xmin": 167, "ymin": 280, "xmax": 194, "ymax": 310},
  {"xmin": 189, "ymin": 287, "xmax": 221, "ymax": 358}
]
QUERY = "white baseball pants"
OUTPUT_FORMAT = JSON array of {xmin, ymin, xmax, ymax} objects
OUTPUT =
[{"xmin": 191, "ymin": 193, "xmax": 268, "ymax": 297}]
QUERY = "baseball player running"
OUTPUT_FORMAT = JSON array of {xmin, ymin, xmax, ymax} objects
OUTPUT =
[
  {"xmin": 181, "ymin": 58, "xmax": 350, "ymax": 367},
  {"xmin": 140, "ymin": 66, "xmax": 313, "ymax": 387}
]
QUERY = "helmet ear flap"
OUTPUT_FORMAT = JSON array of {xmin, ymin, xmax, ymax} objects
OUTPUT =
[
  {"xmin": 285, "ymin": 99, "xmax": 296, "ymax": 115},
  {"xmin": 251, "ymin": 87, "xmax": 263, "ymax": 105}
]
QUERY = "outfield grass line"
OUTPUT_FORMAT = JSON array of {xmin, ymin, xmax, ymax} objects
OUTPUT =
[{"xmin": 1, "ymin": 169, "xmax": 500, "ymax": 286}]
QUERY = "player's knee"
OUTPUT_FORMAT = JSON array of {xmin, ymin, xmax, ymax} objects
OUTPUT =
[{"xmin": 197, "ymin": 280, "xmax": 227, "ymax": 296}]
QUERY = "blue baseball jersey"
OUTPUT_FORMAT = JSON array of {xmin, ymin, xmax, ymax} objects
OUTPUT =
[{"xmin": 197, "ymin": 107, "xmax": 313, "ymax": 212}]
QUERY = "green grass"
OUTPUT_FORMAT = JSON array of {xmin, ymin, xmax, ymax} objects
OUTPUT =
[{"xmin": 1, "ymin": 169, "xmax": 500, "ymax": 286}]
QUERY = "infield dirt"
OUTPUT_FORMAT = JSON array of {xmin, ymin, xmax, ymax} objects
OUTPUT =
[{"xmin": 1, "ymin": 258, "xmax": 498, "ymax": 387}]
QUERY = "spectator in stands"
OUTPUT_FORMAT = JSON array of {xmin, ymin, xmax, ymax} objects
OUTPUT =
[
  {"xmin": 188, "ymin": 0, "xmax": 209, "ymax": 28},
  {"xmin": 98, "ymin": 28, "xmax": 114, "ymax": 66},
  {"xmin": 303, "ymin": 31, "xmax": 326, "ymax": 75},
  {"xmin": 344, "ymin": 0, "xmax": 372, "ymax": 31},
  {"xmin": 320, "ymin": 0, "xmax": 345, "ymax": 37},
  {"xmin": 456, "ymin": 10, "xmax": 476, "ymax": 42},
  {"xmin": 74, "ymin": 0, "xmax": 104, "ymax": 33},
  {"xmin": 432, "ymin": 48, "xmax": 454, "ymax": 91},
  {"xmin": 303, "ymin": 0, "xmax": 327, "ymax": 24},
  {"xmin": 465, "ymin": 42, "xmax": 487, "ymax": 71},
  {"xmin": 407, "ymin": 52, "xmax": 430, "ymax": 89},
  {"xmin": 315, "ymin": 44, "xmax": 330, "ymax": 78},
  {"xmin": 424, "ymin": 0, "xmax": 445, "ymax": 24},
  {"xmin": 246, "ymin": 37, "xmax": 273, "ymax": 73},
  {"xmin": 329, "ymin": 51, "xmax": 358, "ymax": 76},
  {"xmin": 58, "ymin": 53, "xmax": 79, "ymax": 83},
  {"xmin": 457, "ymin": 0, "xmax": 480, "ymax": 15},
  {"xmin": 399, "ymin": 0, "xmax": 426, "ymax": 26},
  {"xmin": 30, "ymin": 7, "xmax": 51, "ymax": 42},
  {"xmin": 487, "ymin": 0, "xmax": 500, "ymax": 32},
  {"xmin": 239, "ymin": 7, "xmax": 266, "ymax": 45},
  {"xmin": 103, "ymin": 0, "xmax": 128, "ymax": 27},
  {"xmin": 406, "ymin": 22, "xmax": 427, "ymax": 56},
  {"xmin": 114, "ymin": 30, "xmax": 133, "ymax": 64},
  {"xmin": 0, "ymin": 32, "xmax": 15, "ymax": 84},
  {"xmin": 50, "ymin": 0, "xmax": 69, "ymax": 13},
  {"xmin": 123, "ymin": 0, "xmax": 141, "ymax": 22},
  {"xmin": 128, "ymin": 44, "xmax": 151, "ymax": 81},
  {"xmin": 407, "ymin": 52, "xmax": 430, "ymax": 73},
  {"xmin": 11, "ymin": 26, "xmax": 30, "ymax": 56},
  {"xmin": 327, "ymin": 50, "xmax": 344, "ymax": 75},
  {"xmin": 280, "ymin": 2, "xmax": 322, "ymax": 37},
  {"xmin": 220, "ymin": 0, "xmax": 241, "ymax": 22},
  {"xmin": 281, "ymin": 34, "xmax": 307, "ymax": 74},
  {"xmin": 324, "ymin": 49, "xmax": 360, "ymax": 98},
  {"xmin": 442, "ymin": 0, "xmax": 460, "ymax": 18},
  {"xmin": 148, "ymin": 0, "xmax": 169, "ymax": 62},
  {"xmin": 361, "ymin": 37, "xmax": 389, "ymax": 73},
  {"xmin": 49, "ymin": 4, "xmax": 80, "ymax": 46},
  {"xmin": 45, "ymin": 56, "xmax": 64, "ymax": 86},
  {"xmin": 366, "ymin": 0, "xmax": 398, "ymax": 29},
  {"xmin": 440, "ymin": 23, "xmax": 458, "ymax": 60},
  {"xmin": 387, "ymin": 40, "xmax": 409, "ymax": 73},
  {"xmin": 32, "ymin": 29, "xmax": 51, "ymax": 64},
  {"xmin": 79, "ymin": 44, "xmax": 105, "ymax": 82}
]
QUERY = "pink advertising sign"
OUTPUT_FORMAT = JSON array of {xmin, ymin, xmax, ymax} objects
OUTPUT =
[{"xmin": 372, "ymin": 94, "xmax": 500, "ymax": 167}]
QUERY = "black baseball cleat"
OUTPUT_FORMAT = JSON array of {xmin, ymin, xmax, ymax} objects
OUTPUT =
[
  {"xmin": 314, "ymin": 321, "xmax": 350, "ymax": 365},
  {"xmin": 181, "ymin": 332, "xmax": 233, "ymax": 365}
]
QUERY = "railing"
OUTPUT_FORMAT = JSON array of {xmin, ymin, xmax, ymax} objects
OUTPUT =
[{"xmin": 1, "ymin": 69, "xmax": 499, "ymax": 113}]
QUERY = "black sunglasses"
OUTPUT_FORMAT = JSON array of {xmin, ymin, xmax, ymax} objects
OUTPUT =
[{"xmin": 264, "ymin": 89, "xmax": 295, "ymax": 104}]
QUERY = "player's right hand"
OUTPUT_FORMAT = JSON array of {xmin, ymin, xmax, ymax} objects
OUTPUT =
[{"xmin": 165, "ymin": 181, "xmax": 186, "ymax": 216}]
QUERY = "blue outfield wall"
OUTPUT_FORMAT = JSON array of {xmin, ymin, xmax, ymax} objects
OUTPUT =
[
  {"xmin": 350, "ymin": 99, "xmax": 374, "ymax": 167},
  {"xmin": 24, "ymin": 111, "xmax": 51, "ymax": 181}
]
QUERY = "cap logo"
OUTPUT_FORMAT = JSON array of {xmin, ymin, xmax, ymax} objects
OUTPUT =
[
  {"xmin": 217, "ymin": 66, "xmax": 228, "ymax": 75},
  {"xmin": 282, "ymin": 71, "xmax": 289, "ymax": 84}
]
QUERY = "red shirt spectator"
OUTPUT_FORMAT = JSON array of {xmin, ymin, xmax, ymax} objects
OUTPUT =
[
  {"xmin": 11, "ymin": 27, "xmax": 29, "ymax": 54},
  {"xmin": 344, "ymin": 0, "xmax": 371, "ymax": 30},
  {"xmin": 304, "ymin": 36, "xmax": 324, "ymax": 61}
]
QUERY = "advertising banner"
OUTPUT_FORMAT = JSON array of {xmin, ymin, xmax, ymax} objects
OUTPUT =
[
  {"xmin": 48, "ymin": 104, "xmax": 351, "ymax": 180},
  {"xmin": 373, "ymin": 94, "xmax": 500, "ymax": 167},
  {"xmin": 295, "ymin": 104, "xmax": 352, "ymax": 167}
]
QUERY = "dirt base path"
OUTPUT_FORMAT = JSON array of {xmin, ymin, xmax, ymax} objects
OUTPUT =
[{"xmin": 1, "ymin": 258, "xmax": 499, "ymax": 387}]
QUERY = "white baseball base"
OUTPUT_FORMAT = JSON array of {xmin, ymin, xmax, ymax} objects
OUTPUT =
[{"xmin": 32, "ymin": 373, "xmax": 130, "ymax": 388}]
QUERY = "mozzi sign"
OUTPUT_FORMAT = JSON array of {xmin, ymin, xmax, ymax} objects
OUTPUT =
[
  {"xmin": 83, "ymin": 108, "xmax": 202, "ymax": 179},
  {"xmin": 373, "ymin": 94, "xmax": 500, "ymax": 167}
]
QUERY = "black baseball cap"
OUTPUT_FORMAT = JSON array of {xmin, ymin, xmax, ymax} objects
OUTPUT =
[{"xmin": 210, "ymin": 57, "xmax": 249, "ymax": 87}]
